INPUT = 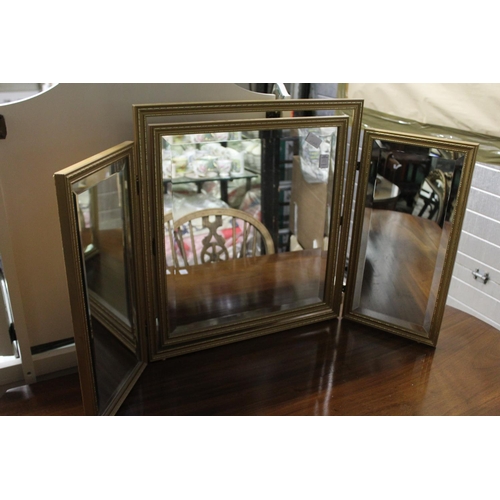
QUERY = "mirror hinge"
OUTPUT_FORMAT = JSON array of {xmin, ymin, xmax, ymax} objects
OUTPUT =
[{"xmin": 135, "ymin": 175, "xmax": 140, "ymax": 196}]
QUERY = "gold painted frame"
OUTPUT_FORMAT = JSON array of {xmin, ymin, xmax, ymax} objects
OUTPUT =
[
  {"xmin": 52, "ymin": 98, "xmax": 483, "ymax": 417},
  {"xmin": 54, "ymin": 142, "xmax": 147, "ymax": 415},
  {"xmin": 343, "ymin": 129, "xmax": 479, "ymax": 346},
  {"xmin": 133, "ymin": 100, "xmax": 364, "ymax": 360},
  {"xmin": 150, "ymin": 115, "xmax": 348, "ymax": 358}
]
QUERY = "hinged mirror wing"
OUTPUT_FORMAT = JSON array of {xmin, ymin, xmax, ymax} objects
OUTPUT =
[
  {"xmin": 54, "ymin": 142, "xmax": 147, "ymax": 415},
  {"xmin": 343, "ymin": 129, "xmax": 479, "ymax": 346},
  {"xmin": 133, "ymin": 99, "xmax": 363, "ymax": 359}
]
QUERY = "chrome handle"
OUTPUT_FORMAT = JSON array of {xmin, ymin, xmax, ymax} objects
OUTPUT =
[{"xmin": 472, "ymin": 269, "xmax": 490, "ymax": 284}]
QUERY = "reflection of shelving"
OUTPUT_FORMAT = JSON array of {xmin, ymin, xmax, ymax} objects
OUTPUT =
[
  {"xmin": 278, "ymin": 180, "xmax": 292, "ymax": 229},
  {"xmin": 161, "ymin": 130, "xmax": 299, "ymax": 253},
  {"xmin": 164, "ymin": 169, "xmax": 259, "ymax": 204},
  {"xmin": 162, "ymin": 133, "xmax": 262, "ymax": 211},
  {"xmin": 163, "ymin": 134, "xmax": 253, "ymax": 176},
  {"xmin": 276, "ymin": 135, "xmax": 299, "ymax": 252}
]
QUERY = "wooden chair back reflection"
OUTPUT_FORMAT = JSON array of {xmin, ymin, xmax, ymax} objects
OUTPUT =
[
  {"xmin": 164, "ymin": 208, "xmax": 275, "ymax": 267},
  {"xmin": 415, "ymin": 169, "xmax": 448, "ymax": 226}
]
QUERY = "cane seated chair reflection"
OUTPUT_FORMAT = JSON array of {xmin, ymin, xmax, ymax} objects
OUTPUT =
[{"xmin": 164, "ymin": 208, "xmax": 275, "ymax": 268}]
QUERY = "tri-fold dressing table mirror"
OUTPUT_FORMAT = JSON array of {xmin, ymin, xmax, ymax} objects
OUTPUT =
[{"xmin": 54, "ymin": 99, "xmax": 478, "ymax": 415}]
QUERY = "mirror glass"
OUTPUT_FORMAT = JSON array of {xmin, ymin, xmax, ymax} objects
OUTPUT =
[
  {"xmin": 160, "ymin": 125, "xmax": 341, "ymax": 337},
  {"xmin": 71, "ymin": 156, "xmax": 139, "ymax": 414},
  {"xmin": 348, "ymin": 135, "xmax": 466, "ymax": 336},
  {"xmin": 74, "ymin": 161, "xmax": 135, "ymax": 330},
  {"xmin": 135, "ymin": 100, "xmax": 362, "ymax": 358}
]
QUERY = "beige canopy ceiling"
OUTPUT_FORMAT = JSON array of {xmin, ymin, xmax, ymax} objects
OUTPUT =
[{"xmin": 346, "ymin": 83, "xmax": 500, "ymax": 139}]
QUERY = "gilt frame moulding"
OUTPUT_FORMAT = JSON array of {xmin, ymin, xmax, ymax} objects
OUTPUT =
[
  {"xmin": 54, "ymin": 142, "xmax": 148, "ymax": 415},
  {"xmin": 343, "ymin": 128, "xmax": 479, "ymax": 346},
  {"xmin": 132, "ymin": 99, "xmax": 364, "ymax": 360},
  {"xmin": 151, "ymin": 115, "xmax": 348, "ymax": 357}
]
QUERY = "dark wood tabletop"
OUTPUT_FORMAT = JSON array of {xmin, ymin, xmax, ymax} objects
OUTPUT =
[
  {"xmin": 354, "ymin": 209, "xmax": 446, "ymax": 328},
  {"xmin": 167, "ymin": 249, "xmax": 328, "ymax": 334},
  {"xmin": 2, "ymin": 304, "xmax": 500, "ymax": 416},
  {"xmin": 116, "ymin": 305, "xmax": 500, "ymax": 416}
]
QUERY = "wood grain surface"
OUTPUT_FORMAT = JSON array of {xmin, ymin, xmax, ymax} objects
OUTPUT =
[
  {"xmin": 167, "ymin": 249, "xmax": 327, "ymax": 334},
  {"xmin": 2, "ymin": 305, "xmax": 500, "ymax": 416},
  {"xmin": 117, "ymin": 305, "xmax": 500, "ymax": 416},
  {"xmin": 355, "ymin": 209, "xmax": 445, "ymax": 328}
]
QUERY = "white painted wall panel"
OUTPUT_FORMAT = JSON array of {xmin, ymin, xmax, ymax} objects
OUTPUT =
[
  {"xmin": 469, "ymin": 163, "xmax": 500, "ymax": 196},
  {"xmin": 467, "ymin": 188, "xmax": 500, "ymax": 221},
  {"xmin": 448, "ymin": 277, "xmax": 500, "ymax": 328},
  {"xmin": 455, "ymin": 232, "xmax": 499, "ymax": 275},
  {"xmin": 447, "ymin": 161, "xmax": 500, "ymax": 331},
  {"xmin": 452, "ymin": 256, "xmax": 500, "ymax": 302},
  {"xmin": 0, "ymin": 83, "xmax": 274, "ymax": 355},
  {"xmin": 461, "ymin": 211, "xmax": 500, "ymax": 249}
]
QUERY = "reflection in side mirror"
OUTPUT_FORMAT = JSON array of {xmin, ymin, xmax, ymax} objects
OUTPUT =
[
  {"xmin": 344, "ymin": 130, "xmax": 478, "ymax": 346},
  {"xmin": 55, "ymin": 143, "xmax": 146, "ymax": 415}
]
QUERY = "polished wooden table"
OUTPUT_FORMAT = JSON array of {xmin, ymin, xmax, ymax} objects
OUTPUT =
[
  {"xmin": 115, "ymin": 305, "xmax": 500, "ymax": 416},
  {"xmin": 167, "ymin": 249, "xmax": 327, "ymax": 334},
  {"xmin": 2, "ymin": 305, "xmax": 499, "ymax": 416},
  {"xmin": 355, "ymin": 209, "xmax": 445, "ymax": 328}
]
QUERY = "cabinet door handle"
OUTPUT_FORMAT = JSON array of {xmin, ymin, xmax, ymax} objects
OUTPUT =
[{"xmin": 472, "ymin": 269, "xmax": 490, "ymax": 284}]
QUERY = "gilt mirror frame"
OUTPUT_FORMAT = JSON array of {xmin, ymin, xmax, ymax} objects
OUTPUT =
[
  {"xmin": 343, "ymin": 129, "xmax": 479, "ymax": 346},
  {"xmin": 151, "ymin": 115, "xmax": 348, "ymax": 357},
  {"xmin": 54, "ymin": 142, "xmax": 147, "ymax": 415},
  {"xmin": 133, "ymin": 99, "xmax": 364, "ymax": 360},
  {"xmin": 53, "ymin": 98, "xmax": 483, "ymax": 417}
]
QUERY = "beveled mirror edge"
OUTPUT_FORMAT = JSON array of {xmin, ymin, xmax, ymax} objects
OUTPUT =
[
  {"xmin": 54, "ymin": 141, "xmax": 147, "ymax": 415},
  {"xmin": 343, "ymin": 128, "xmax": 479, "ymax": 346},
  {"xmin": 133, "ymin": 99, "xmax": 363, "ymax": 360},
  {"xmin": 133, "ymin": 99, "xmax": 364, "ymax": 361},
  {"xmin": 149, "ymin": 115, "xmax": 350, "ymax": 358},
  {"xmin": 100, "ymin": 362, "xmax": 147, "ymax": 416}
]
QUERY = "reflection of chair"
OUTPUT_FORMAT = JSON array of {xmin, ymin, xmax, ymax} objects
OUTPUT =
[
  {"xmin": 164, "ymin": 208, "xmax": 275, "ymax": 267},
  {"xmin": 413, "ymin": 169, "xmax": 448, "ymax": 225}
]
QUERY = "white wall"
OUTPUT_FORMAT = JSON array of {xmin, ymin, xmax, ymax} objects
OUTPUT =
[{"xmin": 0, "ymin": 83, "xmax": 273, "ymax": 379}]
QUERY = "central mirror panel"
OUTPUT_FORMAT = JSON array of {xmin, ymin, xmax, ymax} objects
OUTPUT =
[
  {"xmin": 164, "ymin": 127, "xmax": 335, "ymax": 335},
  {"xmin": 151, "ymin": 117, "xmax": 350, "ymax": 353},
  {"xmin": 344, "ymin": 129, "xmax": 478, "ymax": 345}
]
